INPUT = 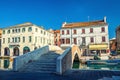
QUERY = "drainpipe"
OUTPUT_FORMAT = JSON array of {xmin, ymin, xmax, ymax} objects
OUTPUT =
[{"xmin": 71, "ymin": 27, "xmax": 72, "ymax": 45}]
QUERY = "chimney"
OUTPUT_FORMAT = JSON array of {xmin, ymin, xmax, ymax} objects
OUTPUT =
[
  {"xmin": 104, "ymin": 16, "xmax": 107, "ymax": 23},
  {"xmin": 62, "ymin": 22, "xmax": 67, "ymax": 27}
]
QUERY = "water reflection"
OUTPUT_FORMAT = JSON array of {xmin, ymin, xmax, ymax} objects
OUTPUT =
[
  {"xmin": 0, "ymin": 58, "xmax": 13, "ymax": 70},
  {"xmin": 73, "ymin": 62, "xmax": 120, "ymax": 70}
]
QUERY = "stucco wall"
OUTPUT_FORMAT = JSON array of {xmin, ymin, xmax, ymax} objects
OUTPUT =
[{"xmin": 60, "ymin": 25, "xmax": 109, "ymax": 47}]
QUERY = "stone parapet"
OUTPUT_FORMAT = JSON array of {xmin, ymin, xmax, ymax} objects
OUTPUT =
[
  {"xmin": 56, "ymin": 47, "xmax": 72, "ymax": 74},
  {"xmin": 13, "ymin": 46, "xmax": 49, "ymax": 71}
]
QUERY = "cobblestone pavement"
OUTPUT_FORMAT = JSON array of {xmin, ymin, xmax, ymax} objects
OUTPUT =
[{"xmin": 0, "ymin": 70, "xmax": 120, "ymax": 80}]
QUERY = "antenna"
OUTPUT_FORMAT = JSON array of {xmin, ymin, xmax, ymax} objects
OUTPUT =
[
  {"xmin": 65, "ymin": 17, "xmax": 67, "ymax": 22},
  {"xmin": 88, "ymin": 16, "xmax": 90, "ymax": 21}
]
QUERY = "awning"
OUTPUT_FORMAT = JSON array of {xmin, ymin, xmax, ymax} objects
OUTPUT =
[{"xmin": 89, "ymin": 44, "xmax": 108, "ymax": 50}]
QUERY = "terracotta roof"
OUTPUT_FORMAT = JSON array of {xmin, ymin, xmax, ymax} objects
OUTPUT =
[
  {"xmin": 54, "ymin": 30, "xmax": 60, "ymax": 33},
  {"xmin": 62, "ymin": 20, "xmax": 107, "ymax": 28}
]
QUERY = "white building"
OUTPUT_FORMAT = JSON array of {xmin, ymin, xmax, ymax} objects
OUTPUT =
[
  {"xmin": 1, "ymin": 22, "xmax": 54, "ymax": 57},
  {"xmin": 60, "ymin": 17, "xmax": 109, "ymax": 54}
]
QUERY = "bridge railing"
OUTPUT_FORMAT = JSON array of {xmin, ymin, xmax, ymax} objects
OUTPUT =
[
  {"xmin": 56, "ymin": 47, "xmax": 72, "ymax": 74},
  {"xmin": 13, "ymin": 46, "xmax": 49, "ymax": 71}
]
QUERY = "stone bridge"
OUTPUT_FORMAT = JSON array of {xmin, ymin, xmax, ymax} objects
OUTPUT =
[{"xmin": 13, "ymin": 45, "xmax": 81, "ymax": 74}]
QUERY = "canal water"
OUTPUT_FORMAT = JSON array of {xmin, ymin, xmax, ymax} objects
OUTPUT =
[
  {"xmin": 1, "ymin": 58, "xmax": 120, "ymax": 71},
  {"xmin": 73, "ymin": 62, "xmax": 120, "ymax": 70}
]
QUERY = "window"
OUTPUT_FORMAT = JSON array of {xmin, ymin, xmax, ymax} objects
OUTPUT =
[
  {"xmin": 18, "ymin": 29, "xmax": 20, "ymax": 33},
  {"xmin": 15, "ymin": 29, "xmax": 17, "ymax": 33},
  {"xmin": 15, "ymin": 37, "xmax": 17, "ymax": 42},
  {"xmin": 29, "ymin": 36, "xmax": 32, "ymax": 42},
  {"xmin": 41, "ymin": 30, "xmax": 43, "ymax": 34},
  {"xmin": 8, "ymin": 38, "xmax": 10, "ymax": 43},
  {"xmin": 67, "ymin": 30, "xmax": 69, "ymax": 34},
  {"xmin": 35, "ymin": 28, "xmax": 38, "ymax": 32},
  {"xmin": 35, "ymin": 37, "xmax": 37, "ymax": 42},
  {"xmin": 90, "ymin": 37, "xmax": 94, "ymax": 43},
  {"xmin": 101, "ymin": 50, "xmax": 106, "ymax": 53},
  {"xmin": 41, "ymin": 37, "xmax": 42, "ymax": 43},
  {"xmin": 101, "ymin": 27, "xmax": 105, "ymax": 32},
  {"xmin": 66, "ymin": 38, "xmax": 70, "ymax": 44},
  {"xmin": 3, "ymin": 30, "xmax": 5, "ymax": 34},
  {"xmin": 23, "ymin": 37, "xmax": 25, "ymax": 43},
  {"xmin": 7, "ymin": 30, "xmax": 10, "ymax": 34},
  {"xmin": 73, "ymin": 29, "xmax": 77, "ymax": 34},
  {"xmin": 82, "ymin": 37, "xmax": 86, "ymax": 45},
  {"xmin": 22, "ymin": 28, "xmax": 26, "ymax": 32},
  {"xmin": 73, "ymin": 38, "xmax": 77, "ymax": 44},
  {"xmin": 62, "ymin": 30, "xmax": 64, "ymax": 35},
  {"xmin": 28, "ymin": 27, "xmax": 32, "ymax": 32},
  {"xmin": 61, "ymin": 39, "xmax": 65, "ymax": 44},
  {"xmin": 18, "ymin": 37, "xmax": 20, "ymax": 42},
  {"xmin": 3, "ymin": 38, "xmax": 5, "ymax": 43},
  {"xmin": 43, "ymin": 38, "xmax": 45, "ymax": 44},
  {"xmin": 82, "ymin": 29, "xmax": 85, "ymax": 34},
  {"xmin": 44, "ymin": 31, "xmax": 46, "ymax": 35},
  {"xmin": 102, "ymin": 36, "xmax": 106, "ymax": 42},
  {"xmin": 12, "ymin": 29, "xmax": 15, "ymax": 33},
  {"xmin": 90, "ymin": 28, "xmax": 93, "ymax": 33},
  {"xmin": 12, "ymin": 38, "xmax": 14, "ymax": 42}
]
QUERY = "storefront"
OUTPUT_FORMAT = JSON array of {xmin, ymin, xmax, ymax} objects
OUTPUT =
[{"xmin": 89, "ymin": 44, "xmax": 109, "ymax": 55}]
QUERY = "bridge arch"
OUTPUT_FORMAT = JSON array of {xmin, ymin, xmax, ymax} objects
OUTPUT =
[{"xmin": 72, "ymin": 45, "xmax": 81, "ymax": 65}]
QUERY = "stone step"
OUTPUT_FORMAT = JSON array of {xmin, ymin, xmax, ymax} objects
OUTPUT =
[
  {"xmin": 19, "ymin": 51, "xmax": 60, "ymax": 73},
  {"xmin": 36, "ymin": 68, "xmax": 56, "ymax": 71},
  {"xmin": 39, "ymin": 56, "xmax": 59, "ymax": 58},
  {"xmin": 103, "ymin": 77, "xmax": 113, "ymax": 80},
  {"xmin": 40, "ymin": 56, "xmax": 59, "ymax": 58},
  {"xmin": 38, "ymin": 60, "xmax": 56, "ymax": 63},
  {"xmin": 39, "ymin": 57, "xmax": 57, "ymax": 60},
  {"xmin": 112, "ymin": 76, "xmax": 120, "ymax": 80},
  {"xmin": 34, "ymin": 62, "xmax": 56, "ymax": 65},
  {"xmin": 32, "ymin": 70, "xmax": 55, "ymax": 73},
  {"xmin": 38, "ymin": 65, "xmax": 56, "ymax": 68}
]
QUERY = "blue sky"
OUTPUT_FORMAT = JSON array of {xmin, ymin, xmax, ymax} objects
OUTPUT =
[{"xmin": 0, "ymin": 0, "xmax": 120, "ymax": 39}]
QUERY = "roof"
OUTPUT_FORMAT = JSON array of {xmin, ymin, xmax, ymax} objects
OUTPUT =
[
  {"xmin": 62, "ymin": 20, "xmax": 107, "ymax": 28},
  {"xmin": 2, "ymin": 22, "xmax": 34, "ymax": 29},
  {"xmin": 54, "ymin": 30, "xmax": 60, "ymax": 33},
  {"xmin": 110, "ymin": 38, "xmax": 116, "ymax": 41}
]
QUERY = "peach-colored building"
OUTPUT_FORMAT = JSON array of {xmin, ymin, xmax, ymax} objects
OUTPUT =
[
  {"xmin": 116, "ymin": 26, "xmax": 120, "ymax": 51},
  {"xmin": 110, "ymin": 38, "xmax": 116, "ymax": 51},
  {"xmin": 54, "ymin": 30, "xmax": 61, "ymax": 47}
]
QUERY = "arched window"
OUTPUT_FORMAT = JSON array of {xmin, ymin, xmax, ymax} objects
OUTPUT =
[
  {"xmin": 28, "ymin": 27, "xmax": 32, "ymax": 32},
  {"xmin": 23, "ymin": 46, "xmax": 30, "ymax": 54},
  {"xmin": 13, "ymin": 47, "xmax": 19, "ymax": 56}
]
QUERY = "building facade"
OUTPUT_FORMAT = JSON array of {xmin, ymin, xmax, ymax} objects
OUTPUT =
[
  {"xmin": 54, "ymin": 30, "xmax": 61, "ymax": 46},
  {"xmin": 116, "ymin": 26, "xmax": 120, "ymax": 51},
  {"xmin": 110, "ymin": 38, "xmax": 116, "ymax": 52},
  {"xmin": 60, "ymin": 17, "xmax": 109, "ymax": 54},
  {"xmin": 0, "ymin": 29, "xmax": 2, "ymax": 55},
  {"xmin": 1, "ymin": 22, "xmax": 54, "ymax": 57}
]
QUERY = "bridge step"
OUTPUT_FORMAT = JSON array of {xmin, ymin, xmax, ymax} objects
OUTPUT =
[
  {"xmin": 98, "ymin": 76, "xmax": 120, "ymax": 80},
  {"xmin": 19, "ymin": 51, "xmax": 61, "ymax": 73}
]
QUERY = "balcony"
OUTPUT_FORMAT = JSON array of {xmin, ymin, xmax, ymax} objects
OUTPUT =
[{"xmin": 9, "ymin": 42, "xmax": 20, "ymax": 47}]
